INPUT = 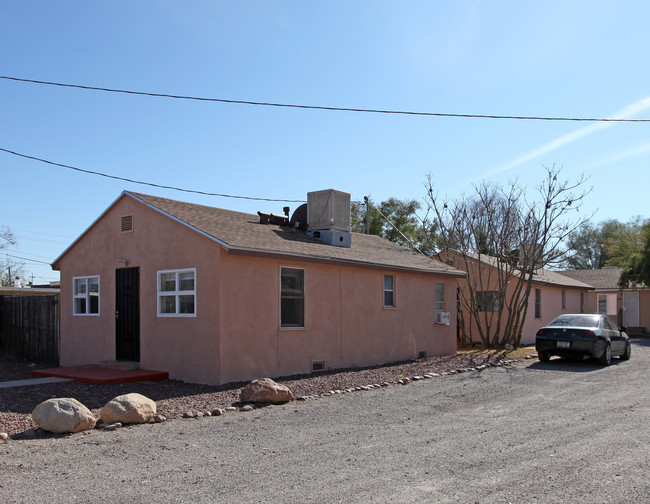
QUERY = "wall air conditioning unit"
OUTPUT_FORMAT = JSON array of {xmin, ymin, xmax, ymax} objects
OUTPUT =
[{"xmin": 435, "ymin": 312, "xmax": 451, "ymax": 325}]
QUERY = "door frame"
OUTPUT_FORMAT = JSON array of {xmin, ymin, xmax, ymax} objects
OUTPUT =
[{"xmin": 115, "ymin": 266, "xmax": 141, "ymax": 362}]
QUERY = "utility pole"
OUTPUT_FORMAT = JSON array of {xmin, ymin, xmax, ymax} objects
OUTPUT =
[{"xmin": 364, "ymin": 196, "xmax": 369, "ymax": 234}]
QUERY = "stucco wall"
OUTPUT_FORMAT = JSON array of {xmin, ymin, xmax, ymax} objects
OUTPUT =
[
  {"xmin": 57, "ymin": 194, "xmax": 458, "ymax": 385},
  {"xmin": 454, "ymin": 257, "xmax": 589, "ymax": 346},
  {"xmin": 57, "ymin": 195, "xmax": 222, "ymax": 384},
  {"xmin": 217, "ymin": 252, "xmax": 457, "ymax": 383}
]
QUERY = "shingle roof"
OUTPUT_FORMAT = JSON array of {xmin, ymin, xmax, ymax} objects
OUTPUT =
[
  {"xmin": 557, "ymin": 267, "xmax": 623, "ymax": 289},
  {"xmin": 128, "ymin": 192, "xmax": 465, "ymax": 277},
  {"xmin": 455, "ymin": 252, "xmax": 592, "ymax": 289}
]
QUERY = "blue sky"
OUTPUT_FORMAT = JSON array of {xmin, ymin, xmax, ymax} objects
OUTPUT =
[{"xmin": 2, "ymin": 1, "xmax": 649, "ymax": 284}]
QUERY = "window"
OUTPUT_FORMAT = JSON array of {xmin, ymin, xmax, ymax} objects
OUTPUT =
[
  {"xmin": 561, "ymin": 289, "xmax": 566, "ymax": 309},
  {"xmin": 476, "ymin": 291, "xmax": 499, "ymax": 312},
  {"xmin": 73, "ymin": 276, "xmax": 100, "ymax": 315},
  {"xmin": 384, "ymin": 275, "xmax": 395, "ymax": 307},
  {"xmin": 580, "ymin": 292, "xmax": 585, "ymax": 313},
  {"xmin": 158, "ymin": 268, "xmax": 196, "ymax": 317},
  {"xmin": 281, "ymin": 268, "xmax": 304, "ymax": 327},
  {"xmin": 434, "ymin": 283, "xmax": 445, "ymax": 312},
  {"xmin": 597, "ymin": 294, "xmax": 607, "ymax": 314},
  {"xmin": 535, "ymin": 288, "xmax": 541, "ymax": 319}
]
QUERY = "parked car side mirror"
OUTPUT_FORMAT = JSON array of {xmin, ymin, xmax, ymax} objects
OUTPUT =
[{"xmin": 620, "ymin": 326, "xmax": 627, "ymax": 332}]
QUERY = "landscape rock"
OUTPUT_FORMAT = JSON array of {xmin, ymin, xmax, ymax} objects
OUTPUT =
[
  {"xmin": 211, "ymin": 408, "xmax": 224, "ymax": 416},
  {"xmin": 0, "ymin": 432, "xmax": 9, "ymax": 441},
  {"xmin": 240, "ymin": 378, "xmax": 294, "ymax": 404},
  {"xmin": 31, "ymin": 398, "xmax": 96, "ymax": 434},
  {"xmin": 100, "ymin": 393, "xmax": 156, "ymax": 425}
]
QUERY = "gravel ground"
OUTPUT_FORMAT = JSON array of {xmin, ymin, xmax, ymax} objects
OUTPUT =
[
  {"xmin": 2, "ymin": 341, "xmax": 647, "ymax": 504},
  {"xmin": 0, "ymin": 348, "xmax": 535, "ymax": 436}
]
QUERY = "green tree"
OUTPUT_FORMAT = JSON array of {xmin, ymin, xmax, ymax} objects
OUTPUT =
[
  {"xmin": 351, "ymin": 197, "xmax": 436, "ymax": 254},
  {"xmin": 616, "ymin": 219, "xmax": 650, "ymax": 288},
  {"xmin": 563, "ymin": 219, "xmax": 627, "ymax": 269}
]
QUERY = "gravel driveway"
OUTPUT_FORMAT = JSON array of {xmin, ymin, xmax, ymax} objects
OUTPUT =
[{"xmin": 2, "ymin": 340, "xmax": 649, "ymax": 503}]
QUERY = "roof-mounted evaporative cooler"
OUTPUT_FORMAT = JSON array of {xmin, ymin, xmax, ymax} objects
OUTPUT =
[{"xmin": 306, "ymin": 189, "xmax": 352, "ymax": 248}]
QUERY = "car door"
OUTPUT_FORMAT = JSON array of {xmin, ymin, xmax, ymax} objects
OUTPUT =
[{"xmin": 605, "ymin": 317, "xmax": 624, "ymax": 355}]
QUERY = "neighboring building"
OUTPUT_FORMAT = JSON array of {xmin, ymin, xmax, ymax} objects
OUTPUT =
[
  {"xmin": 558, "ymin": 267, "xmax": 649, "ymax": 333},
  {"xmin": 444, "ymin": 252, "xmax": 592, "ymax": 346},
  {"xmin": 51, "ymin": 190, "xmax": 465, "ymax": 385}
]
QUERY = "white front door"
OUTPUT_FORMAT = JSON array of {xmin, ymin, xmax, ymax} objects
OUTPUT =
[{"xmin": 623, "ymin": 291, "xmax": 640, "ymax": 327}]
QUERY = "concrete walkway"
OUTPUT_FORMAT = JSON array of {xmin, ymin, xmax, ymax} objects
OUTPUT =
[{"xmin": 0, "ymin": 376, "xmax": 73, "ymax": 389}]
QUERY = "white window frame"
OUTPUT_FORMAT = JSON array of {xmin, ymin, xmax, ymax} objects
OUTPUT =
[
  {"xmin": 157, "ymin": 268, "xmax": 197, "ymax": 317},
  {"xmin": 73, "ymin": 275, "xmax": 100, "ymax": 316},
  {"xmin": 434, "ymin": 282, "xmax": 446, "ymax": 312},
  {"xmin": 597, "ymin": 293, "xmax": 608, "ymax": 314},
  {"xmin": 384, "ymin": 274, "xmax": 396, "ymax": 308}
]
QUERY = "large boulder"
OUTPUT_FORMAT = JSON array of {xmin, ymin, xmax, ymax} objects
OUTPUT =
[
  {"xmin": 240, "ymin": 378, "xmax": 294, "ymax": 404},
  {"xmin": 100, "ymin": 393, "xmax": 156, "ymax": 424},
  {"xmin": 31, "ymin": 398, "xmax": 96, "ymax": 433}
]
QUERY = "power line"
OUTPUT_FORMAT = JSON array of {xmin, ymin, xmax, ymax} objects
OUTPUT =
[
  {"xmin": 2, "ymin": 75, "xmax": 649, "ymax": 123},
  {"xmin": 3, "ymin": 253, "xmax": 52, "ymax": 265},
  {"xmin": 0, "ymin": 147, "xmax": 306, "ymax": 203}
]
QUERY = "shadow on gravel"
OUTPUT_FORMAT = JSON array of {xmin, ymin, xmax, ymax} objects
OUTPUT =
[
  {"xmin": 630, "ymin": 337, "xmax": 650, "ymax": 348},
  {"xmin": 527, "ymin": 356, "xmax": 629, "ymax": 373}
]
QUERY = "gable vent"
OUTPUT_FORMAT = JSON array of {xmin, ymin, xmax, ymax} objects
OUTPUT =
[{"xmin": 121, "ymin": 215, "xmax": 133, "ymax": 232}]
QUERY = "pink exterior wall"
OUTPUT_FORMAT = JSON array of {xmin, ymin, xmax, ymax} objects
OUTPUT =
[
  {"xmin": 452, "ymin": 256, "xmax": 590, "ymax": 346},
  {"xmin": 584, "ymin": 289, "xmax": 650, "ymax": 329},
  {"xmin": 57, "ymin": 195, "xmax": 458, "ymax": 385},
  {"xmin": 57, "ymin": 195, "xmax": 222, "ymax": 384},
  {"xmin": 218, "ymin": 253, "xmax": 457, "ymax": 383}
]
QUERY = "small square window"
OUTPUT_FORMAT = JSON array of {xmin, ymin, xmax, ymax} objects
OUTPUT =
[
  {"xmin": 157, "ymin": 269, "xmax": 196, "ymax": 317},
  {"xmin": 73, "ymin": 276, "xmax": 100, "ymax": 315}
]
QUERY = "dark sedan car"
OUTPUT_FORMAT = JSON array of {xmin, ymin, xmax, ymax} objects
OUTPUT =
[{"xmin": 535, "ymin": 314, "xmax": 631, "ymax": 365}]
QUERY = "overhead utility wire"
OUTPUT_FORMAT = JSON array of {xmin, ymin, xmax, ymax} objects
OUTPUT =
[
  {"xmin": 367, "ymin": 201, "xmax": 427, "ymax": 257},
  {"xmin": 3, "ymin": 253, "xmax": 52, "ymax": 265},
  {"xmin": 2, "ymin": 75, "xmax": 649, "ymax": 123},
  {"xmin": 0, "ymin": 147, "xmax": 305, "ymax": 203}
]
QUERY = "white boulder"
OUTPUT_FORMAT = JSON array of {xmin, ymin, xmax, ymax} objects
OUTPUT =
[
  {"xmin": 100, "ymin": 393, "xmax": 156, "ymax": 424},
  {"xmin": 31, "ymin": 398, "xmax": 96, "ymax": 433}
]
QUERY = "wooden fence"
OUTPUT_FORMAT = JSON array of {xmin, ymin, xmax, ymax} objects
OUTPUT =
[{"xmin": 0, "ymin": 295, "xmax": 60, "ymax": 363}]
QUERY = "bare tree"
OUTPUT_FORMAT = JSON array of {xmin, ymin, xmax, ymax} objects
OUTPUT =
[
  {"xmin": 1, "ymin": 225, "xmax": 16, "ymax": 250},
  {"xmin": 425, "ymin": 166, "xmax": 592, "ymax": 348}
]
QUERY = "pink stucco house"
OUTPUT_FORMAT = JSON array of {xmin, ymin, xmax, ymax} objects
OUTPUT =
[
  {"xmin": 558, "ymin": 267, "xmax": 649, "ymax": 334},
  {"xmin": 443, "ymin": 252, "xmax": 593, "ymax": 346},
  {"xmin": 52, "ymin": 190, "xmax": 465, "ymax": 385}
]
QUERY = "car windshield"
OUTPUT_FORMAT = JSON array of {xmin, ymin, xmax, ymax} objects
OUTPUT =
[{"xmin": 547, "ymin": 315, "xmax": 600, "ymax": 328}]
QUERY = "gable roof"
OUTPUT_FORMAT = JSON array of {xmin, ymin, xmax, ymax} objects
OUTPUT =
[
  {"xmin": 53, "ymin": 191, "xmax": 465, "ymax": 277},
  {"xmin": 447, "ymin": 251, "xmax": 592, "ymax": 289},
  {"xmin": 557, "ymin": 267, "xmax": 625, "ymax": 290}
]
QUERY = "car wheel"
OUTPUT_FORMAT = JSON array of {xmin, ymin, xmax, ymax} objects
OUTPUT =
[
  {"xmin": 620, "ymin": 342, "xmax": 631, "ymax": 361},
  {"xmin": 538, "ymin": 352, "xmax": 550, "ymax": 362},
  {"xmin": 598, "ymin": 344, "xmax": 611, "ymax": 366}
]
